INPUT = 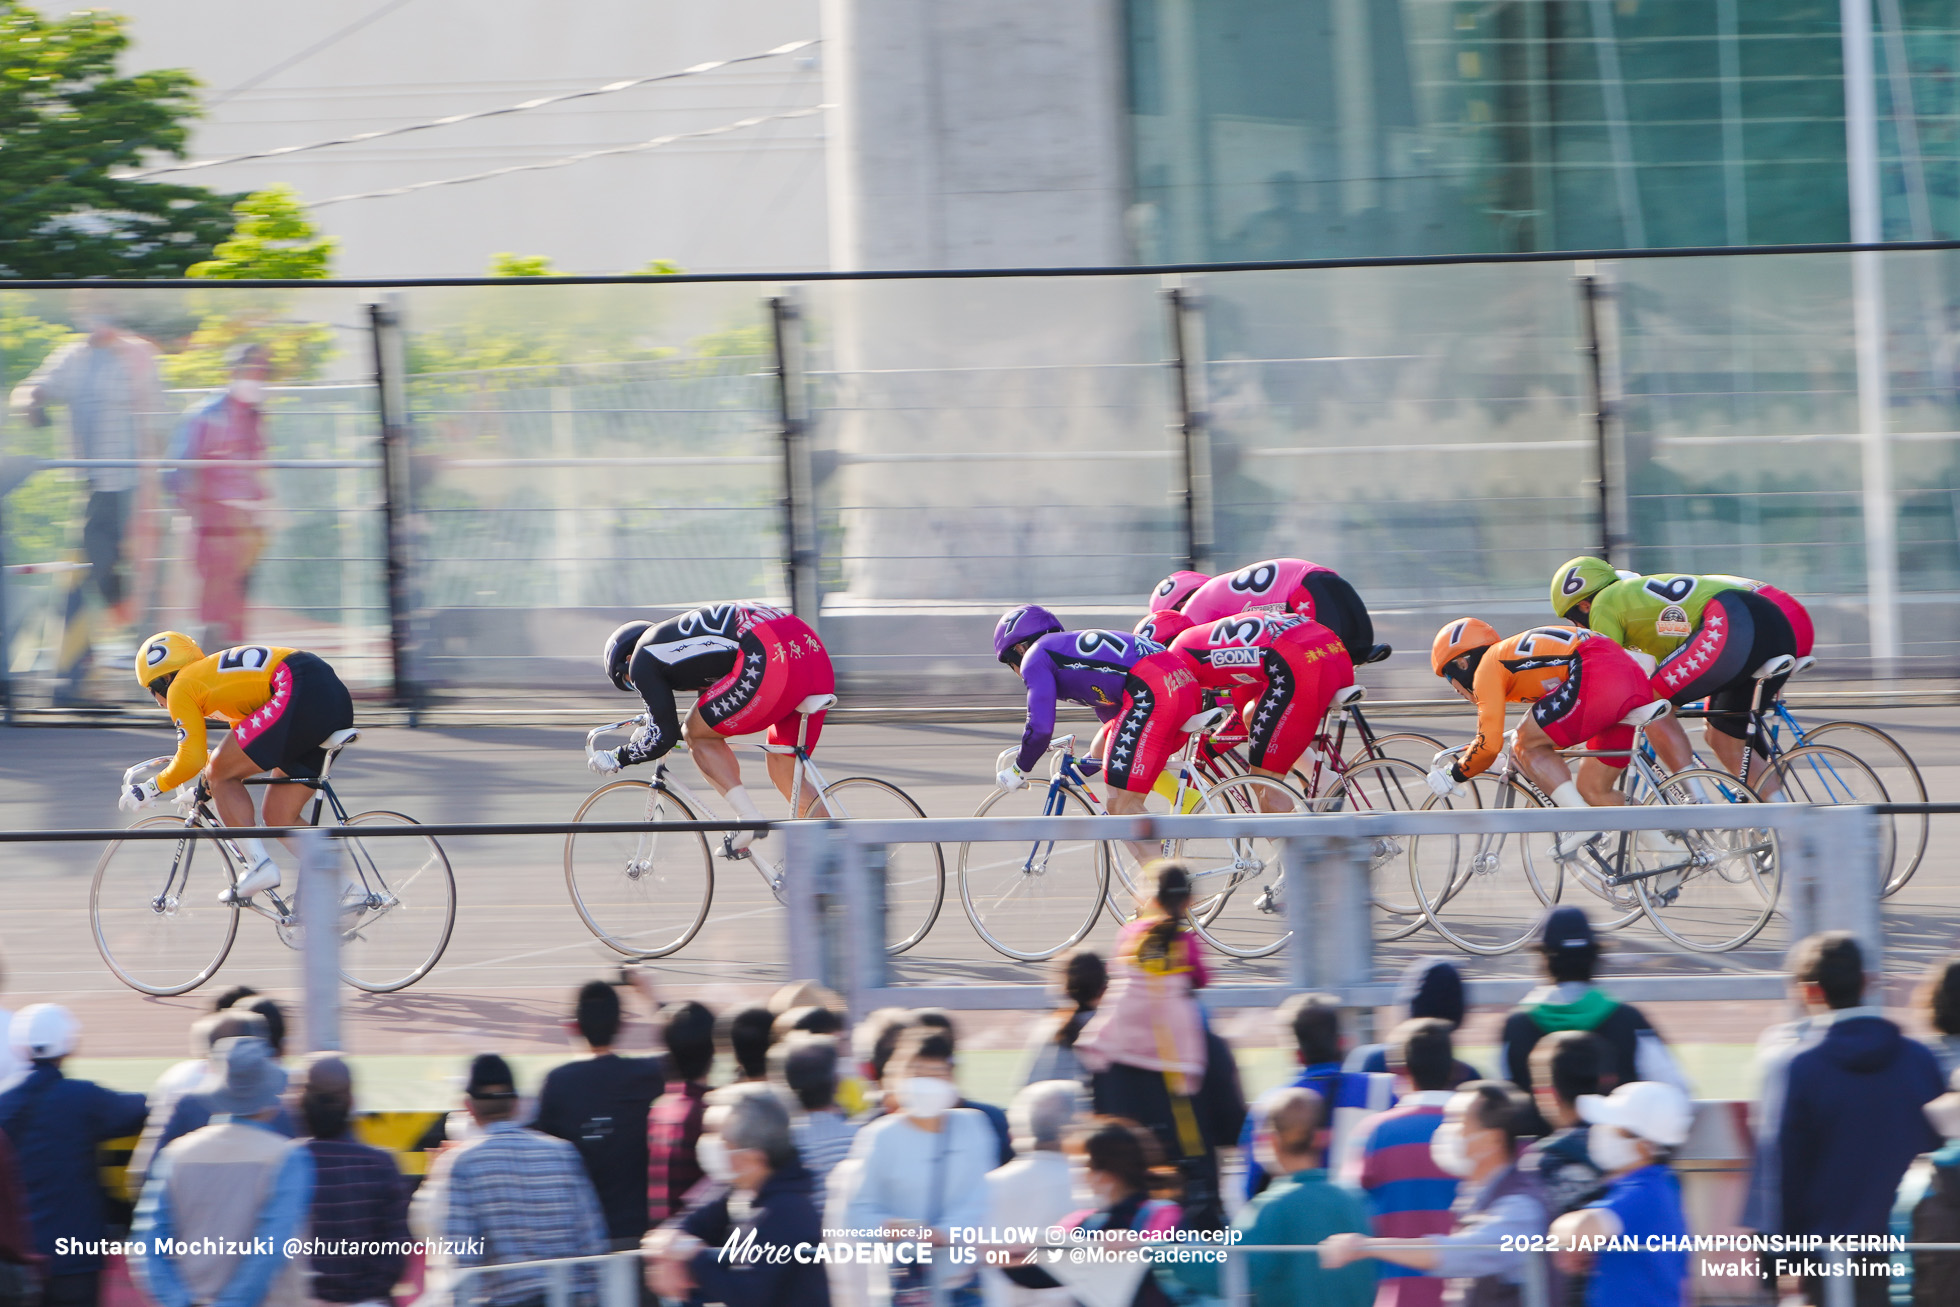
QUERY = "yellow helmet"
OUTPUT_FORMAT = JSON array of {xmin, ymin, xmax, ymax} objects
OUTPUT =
[
  {"xmin": 135, "ymin": 631, "xmax": 204, "ymax": 689},
  {"xmin": 1549, "ymin": 557, "xmax": 1620, "ymax": 619}
]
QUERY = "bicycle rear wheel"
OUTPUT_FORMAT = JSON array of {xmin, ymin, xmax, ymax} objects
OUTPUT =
[
  {"xmin": 1359, "ymin": 731, "xmax": 1449, "ymax": 768},
  {"xmin": 1315, "ymin": 756, "xmax": 1431, "ymax": 941},
  {"xmin": 818, "ymin": 777, "xmax": 946, "ymax": 955},
  {"xmin": 92, "ymin": 816, "xmax": 241, "ymax": 996},
  {"xmin": 1409, "ymin": 775, "xmax": 1562, "ymax": 955},
  {"xmin": 337, "ymin": 812, "xmax": 457, "ymax": 993},
  {"xmin": 1800, "ymin": 721, "xmax": 1927, "ymax": 895},
  {"xmin": 1632, "ymin": 767, "xmax": 1779, "ymax": 953},
  {"xmin": 1180, "ymin": 774, "xmax": 1306, "ymax": 960},
  {"xmin": 1765, "ymin": 744, "xmax": 1895, "ymax": 895},
  {"xmin": 959, "ymin": 784, "xmax": 1108, "ymax": 961},
  {"xmin": 566, "ymin": 780, "xmax": 714, "ymax": 958}
]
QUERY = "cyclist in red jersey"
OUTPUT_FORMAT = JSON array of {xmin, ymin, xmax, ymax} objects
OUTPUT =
[
  {"xmin": 1179, "ymin": 558, "xmax": 1386, "ymax": 665},
  {"xmin": 1169, "ymin": 613, "xmax": 1355, "ymax": 804}
]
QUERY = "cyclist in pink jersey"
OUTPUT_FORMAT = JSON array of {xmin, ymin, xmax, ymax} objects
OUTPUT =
[{"xmin": 1180, "ymin": 558, "xmax": 1387, "ymax": 665}]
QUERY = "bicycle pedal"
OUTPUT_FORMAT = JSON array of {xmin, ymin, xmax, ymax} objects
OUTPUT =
[{"xmin": 720, "ymin": 836, "xmax": 753, "ymax": 861}]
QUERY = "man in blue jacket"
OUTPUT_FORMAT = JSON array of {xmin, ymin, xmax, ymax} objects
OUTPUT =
[
  {"xmin": 0, "ymin": 1005, "xmax": 148, "ymax": 1307},
  {"xmin": 1777, "ymin": 932, "xmax": 1942, "ymax": 1305}
]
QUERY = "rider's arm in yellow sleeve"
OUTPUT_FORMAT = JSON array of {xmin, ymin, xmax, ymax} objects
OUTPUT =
[
  {"xmin": 152, "ymin": 679, "xmax": 210, "ymax": 793},
  {"xmin": 1457, "ymin": 647, "xmax": 1512, "ymax": 780}
]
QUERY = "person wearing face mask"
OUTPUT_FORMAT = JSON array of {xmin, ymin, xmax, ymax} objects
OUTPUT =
[
  {"xmin": 1548, "ymin": 1081, "xmax": 1691, "ymax": 1306},
  {"xmin": 167, "ymin": 342, "xmax": 272, "ymax": 647},
  {"xmin": 646, "ymin": 1089, "xmax": 831, "ymax": 1307},
  {"xmin": 1155, "ymin": 1087, "xmax": 1374, "ymax": 1307},
  {"xmin": 1322, "ymin": 1082, "xmax": 1558, "ymax": 1307},
  {"xmin": 844, "ymin": 1028, "xmax": 994, "ymax": 1307}
]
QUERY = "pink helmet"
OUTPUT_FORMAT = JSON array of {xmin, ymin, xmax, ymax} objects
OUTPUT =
[{"xmin": 1147, "ymin": 570, "xmax": 1209, "ymax": 613}]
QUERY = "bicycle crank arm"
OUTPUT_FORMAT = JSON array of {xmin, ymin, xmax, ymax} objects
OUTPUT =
[{"xmin": 1604, "ymin": 857, "xmax": 1697, "ymax": 888}]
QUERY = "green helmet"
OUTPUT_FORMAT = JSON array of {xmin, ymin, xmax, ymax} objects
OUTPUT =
[{"xmin": 1550, "ymin": 556, "xmax": 1620, "ymax": 618}]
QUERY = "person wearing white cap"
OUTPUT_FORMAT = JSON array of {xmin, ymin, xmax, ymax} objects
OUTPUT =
[
  {"xmin": 1548, "ymin": 1081, "xmax": 1692, "ymax": 1306},
  {"xmin": 0, "ymin": 1005, "xmax": 149, "ymax": 1307}
]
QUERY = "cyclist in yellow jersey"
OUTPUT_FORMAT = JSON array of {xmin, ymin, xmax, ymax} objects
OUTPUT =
[{"xmin": 123, "ymin": 632, "xmax": 355, "ymax": 902}]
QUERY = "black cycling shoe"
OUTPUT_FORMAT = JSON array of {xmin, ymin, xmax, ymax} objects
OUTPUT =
[{"xmin": 1362, "ymin": 643, "xmax": 1393, "ymax": 665}]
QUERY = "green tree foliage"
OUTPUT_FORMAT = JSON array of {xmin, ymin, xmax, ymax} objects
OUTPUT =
[
  {"xmin": 0, "ymin": 4, "xmax": 236, "ymax": 278},
  {"xmin": 489, "ymin": 252, "xmax": 560, "ymax": 278},
  {"xmin": 0, "ymin": 294, "xmax": 80, "ymax": 562},
  {"xmin": 166, "ymin": 186, "xmax": 336, "ymax": 386}
]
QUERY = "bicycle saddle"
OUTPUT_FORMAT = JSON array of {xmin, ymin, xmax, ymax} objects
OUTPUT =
[
  {"xmin": 1360, "ymin": 644, "xmax": 1393, "ymax": 665},
  {"xmin": 1619, "ymin": 700, "xmax": 1673, "ymax": 728},
  {"xmin": 323, "ymin": 728, "xmax": 361, "ymax": 751},
  {"xmin": 1792, "ymin": 655, "xmax": 1817, "ymax": 676},
  {"xmin": 1331, "ymin": 683, "xmax": 1367, "ymax": 708},
  {"xmin": 1181, "ymin": 706, "xmax": 1235, "ymax": 735},
  {"xmin": 796, "ymin": 693, "xmax": 839, "ymax": 715},
  {"xmin": 1752, "ymin": 655, "xmax": 1797, "ymax": 680}
]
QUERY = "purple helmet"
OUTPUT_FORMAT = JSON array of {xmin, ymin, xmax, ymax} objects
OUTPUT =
[
  {"xmin": 994, "ymin": 605, "xmax": 1063, "ymax": 667},
  {"xmin": 602, "ymin": 620, "xmax": 654, "ymax": 691}
]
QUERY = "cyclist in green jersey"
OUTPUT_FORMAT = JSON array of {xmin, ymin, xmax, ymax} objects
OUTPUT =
[{"xmin": 1551, "ymin": 558, "xmax": 1798, "ymax": 793}]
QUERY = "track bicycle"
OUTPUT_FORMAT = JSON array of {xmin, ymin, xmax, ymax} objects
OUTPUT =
[
  {"xmin": 1412, "ymin": 697, "xmax": 1781, "ymax": 955},
  {"xmin": 91, "ymin": 729, "xmax": 456, "ymax": 996},
  {"xmin": 566, "ymin": 693, "xmax": 945, "ymax": 958}
]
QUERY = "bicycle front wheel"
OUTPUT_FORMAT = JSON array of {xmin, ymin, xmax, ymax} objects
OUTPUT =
[
  {"xmin": 1765, "ymin": 743, "xmax": 1895, "ymax": 896},
  {"xmin": 1632, "ymin": 767, "xmax": 1780, "ymax": 953},
  {"xmin": 1358, "ymin": 731, "xmax": 1450, "ymax": 768},
  {"xmin": 1800, "ymin": 721, "xmax": 1927, "ymax": 895},
  {"xmin": 1180, "ymin": 774, "xmax": 1306, "ymax": 960},
  {"xmin": 337, "ymin": 811, "xmax": 457, "ymax": 993},
  {"xmin": 818, "ymin": 777, "xmax": 946, "ymax": 955},
  {"xmin": 958, "ymin": 783, "xmax": 1108, "ymax": 962},
  {"xmin": 1409, "ymin": 775, "xmax": 1562, "ymax": 956},
  {"xmin": 1317, "ymin": 756, "xmax": 1431, "ymax": 922},
  {"xmin": 566, "ymin": 780, "xmax": 714, "ymax": 958},
  {"xmin": 92, "ymin": 816, "xmax": 241, "ymax": 996}
]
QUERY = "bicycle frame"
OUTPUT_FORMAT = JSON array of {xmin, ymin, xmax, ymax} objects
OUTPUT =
[
  {"xmin": 158, "ymin": 774, "xmax": 377, "ymax": 930},
  {"xmin": 1492, "ymin": 729, "xmax": 1706, "ymax": 893}
]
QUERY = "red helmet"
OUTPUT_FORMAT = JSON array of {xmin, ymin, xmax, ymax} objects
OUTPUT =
[{"xmin": 1134, "ymin": 609, "xmax": 1196, "ymax": 645}]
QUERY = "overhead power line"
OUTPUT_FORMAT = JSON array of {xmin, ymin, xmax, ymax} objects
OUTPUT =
[
  {"xmin": 209, "ymin": 0, "xmax": 423, "ymax": 108},
  {"xmin": 122, "ymin": 39, "xmax": 819, "ymax": 180},
  {"xmin": 310, "ymin": 103, "xmax": 829, "ymax": 207}
]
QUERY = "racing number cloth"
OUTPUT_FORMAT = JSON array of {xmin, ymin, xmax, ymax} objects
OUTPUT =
[
  {"xmin": 1180, "ymin": 558, "xmax": 1376, "ymax": 661},
  {"xmin": 1650, "ymin": 588, "xmax": 1796, "ymax": 739},
  {"xmin": 1460, "ymin": 627, "xmax": 1656, "ymax": 777},
  {"xmin": 1171, "ymin": 614, "xmax": 1354, "ymax": 774},
  {"xmin": 154, "ymin": 646, "xmax": 354, "ymax": 790},
  {"xmin": 620, "ymin": 604, "xmax": 834, "ymax": 766},
  {"xmin": 1104, "ymin": 650, "xmax": 1205, "ymax": 794}
]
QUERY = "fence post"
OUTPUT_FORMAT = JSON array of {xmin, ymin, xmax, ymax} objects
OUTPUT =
[
  {"xmin": 1282, "ymin": 837, "xmax": 1313, "ymax": 992},
  {"xmin": 367, "ymin": 298, "xmax": 421, "ymax": 718},
  {"xmin": 600, "ymin": 1253, "xmax": 639, "ymax": 1307},
  {"xmin": 1816, "ymin": 805, "xmax": 1884, "ymax": 971},
  {"xmin": 769, "ymin": 294, "xmax": 821, "ymax": 625},
  {"xmin": 0, "ymin": 492, "xmax": 10, "ymax": 725},
  {"xmin": 299, "ymin": 827, "xmax": 343, "ymax": 1052},
  {"xmin": 782, "ymin": 820, "xmax": 847, "ymax": 999},
  {"xmin": 839, "ymin": 833, "xmax": 889, "ymax": 1010},
  {"xmin": 1577, "ymin": 270, "xmax": 1625, "ymax": 566},
  {"xmin": 1164, "ymin": 284, "xmax": 1216, "ymax": 574}
]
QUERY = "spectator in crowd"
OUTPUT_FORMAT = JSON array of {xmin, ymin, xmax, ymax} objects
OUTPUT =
[
  {"xmin": 1077, "ymin": 865, "xmax": 1208, "ymax": 1100},
  {"xmin": 421, "ymin": 1054, "xmax": 607, "ymax": 1307},
  {"xmin": 132, "ymin": 1037, "xmax": 312, "ymax": 1307},
  {"xmin": 167, "ymin": 342, "xmax": 271, "ymax": 646},
  {"xmin": 719, "ymin": 1005, "xmax": 775, "ymax": 1084},
  {"xmin": 1159, "ymin": 1087, "xmax": 1375, "ymax": 1307},
  {"xmin": 844, "ymin": 1028, "xmax": 993, "ymax": 1307},
  {"xmin": 9, "ymin": 308, "xmax": 164, "ymax": 703},
  {"xmin": 1347, "ymin": 958, "xmax": 1483, "ymax": 1087},
  {"xmin": 1913, "ymin": 1074, "xmax": 1960, "ymax": 1305},
  {"xmin": 535, "ymin": 977, "xmax": 665, "ymax": 1248},
  {"xmin": 1241, "ymin": 993, "xmax": 1394, "ymax": 1200},
  {"xmin": 1501, "ymin": 907, "xmax": 1687, "ymax": 1133},
  {"xmin": 769, "ymin": 980, "xmax": 845, "ymax": 1018},
  {"xmin": 648, "ymin": 1000, "xmax": 717, "ymax": 1224},
  {"xmin": 774, "ymin": 1034, "xmax": 858, "ymax": 1189},
  {"xmin": 1324, "ymin": 1081, "xmax": 1559, "ymax": 1307},
  {"xmin": 849, "ymin": 1007, "xmax": 914, "ymax": 1119},
  {"xmin": 1549, "ymin": 1082, "xmax": 1692, "ymax": 1307},
  {"xmin": 1773, "ymin": 932, "xmax": 1941, "ymax": 1303},
  {"xmin": 0, "ymin": 960, "xmax": 18, "ymax": 1095},
  {"xmin": 773, "ymin": 1005, "xmax": 844, "ymax": 1043},
  {"xmin": 0, "ymin": 1125, "xmax": 34, "ymax": 1301},
  {"xmin": 645, "ymin": 1091, "xmax": 830, "ymax": 1307},
  {"xmin": 150, "ymin": 986, "xmax": 261, "ymax": 1104},
  {"xmin": 1062, "ymin": 1121, "xmax": 1182, "ymax": 1307},
  {"xmin": 1022, "ymin": 950, "xmax": 1108, "ymax": 1087},
  {"xmin": 0, "ymin": 1005, "xmax": 147, "ymax": 1307},
  {"xmin": 910, "ymin": 1009, "xmax": 1013, "ymax": 1164},
  {"xmin": 1352, "ymin": 1018, "xmax": 1461, "ymax": 1306},
  {"xmin": 983, "ymin": 1081, "xmax": 1083, "ymax": 1307},
  {"xmin": 130, "ymin": 1008, "xmax": 274, "ymax": 1187},
  {"xmin": 1920, "ymin": 957, "xmax": 1960, "ymax": 1080},
  {"xmin": 149, "ymin": 999, "xmax": 296, "ymax": 1163},
  {"xmin": 1523, "ymin": 1032, "xmax": 1609, "ymax": 1306},
  {"xmin": 293, "ymin": 1053, "xmax": 408, "ymax": 1307}
]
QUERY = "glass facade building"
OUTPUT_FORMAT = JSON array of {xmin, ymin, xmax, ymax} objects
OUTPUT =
[{"xmin": 1124, "ymin": 0, "xmax": 1959, "ymax": 263}]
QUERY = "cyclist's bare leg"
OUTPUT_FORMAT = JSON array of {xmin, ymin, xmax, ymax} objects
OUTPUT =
[
  {"xmin": 1104, "ymin": 786, "xmax": 1157, "ymax": 888},
  {"xmin": 208, "ymin": 735, "xmax": 298, "ymax": 893},
  {"xmin": 1513, "ymin": 717, "xmax": 1578, "ymax": 798},
  {"xmin": 1576, "ymin": 758, "xmax": 1626, "ymax": 807},
  {"xmin": 766, "ymin": 750, "xmax": 822, "ymax": 817},
  {"xmin": 681, "ymin": 706, "xmax": 773, "ymax": 849},
  {"xmin": 1703, "ymin": 726, "xmax": 1782, "ymax": 798},
  {"xmin": 1247, "ymin": 766, "xmax": 1297, "ymax": 812},
  {"xmin": 1647, "ymin": 716, "xmax": 1695, "ymax": 775}
]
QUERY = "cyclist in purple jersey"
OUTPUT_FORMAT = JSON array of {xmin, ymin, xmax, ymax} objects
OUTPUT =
[{"xmin": 1014, "ymin": 627, "xmax": 1166, "ymax": 770}]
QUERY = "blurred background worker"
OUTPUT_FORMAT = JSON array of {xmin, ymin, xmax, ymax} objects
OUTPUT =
[{"xmin": 167, "ymin": 343, "xmax": 271, "ymax": 648}]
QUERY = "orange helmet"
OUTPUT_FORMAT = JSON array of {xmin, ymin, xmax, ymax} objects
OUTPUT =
[{"xmin": 1430, "ymin": 618, "xmax": 1500, "ymax": 688}]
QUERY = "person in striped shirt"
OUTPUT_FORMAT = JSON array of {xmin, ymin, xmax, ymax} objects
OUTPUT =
[
  {"xmin": 1353, "ymin": 1020, "xmax": 1462, "ymax": 1307},
  {"xmin": 776, "ymin": 1035, "xmax": 859, "ymax": 1189}
]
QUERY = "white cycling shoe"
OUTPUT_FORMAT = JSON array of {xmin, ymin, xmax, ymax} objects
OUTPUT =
[
  {"xmin": 221, "ymin": 857, "xmax": 282, "ymax": 904},
  {"xmin": 1555, "ymin": 829, "xmax": 1605, "ymax": 860}
]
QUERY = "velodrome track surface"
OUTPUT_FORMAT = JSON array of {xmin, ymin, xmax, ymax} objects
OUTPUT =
[{"xmin": 1, "ymin": 703, "xmax": 1956, "ymax": 1105}]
